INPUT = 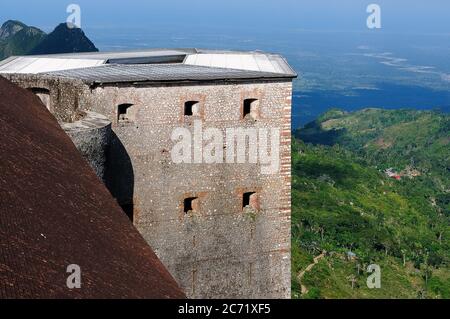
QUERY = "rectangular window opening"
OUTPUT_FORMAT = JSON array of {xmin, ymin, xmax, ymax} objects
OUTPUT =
[
  {"xmin": 184, "ymin": 101, "xmax": 200, "ymax": 116},
  {"xmin": 243, "ymin": 192, "xmax": 258, "ymax": 210},
  {"xmin": 184, "ymin": 197, "xmax": 199, "ymax": 214},
  {"xmin": 118, "ymin": 103, "xmax": 134, "ymax": 123},
  {"xmin": 243, "ymin": 98, "xmax": 258, "ymax": 119}
]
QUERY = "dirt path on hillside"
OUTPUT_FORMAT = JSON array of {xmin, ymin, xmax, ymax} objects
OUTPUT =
[{"xmin": 297, "ymin": 252, "xmax": 326, "ymax": 295}]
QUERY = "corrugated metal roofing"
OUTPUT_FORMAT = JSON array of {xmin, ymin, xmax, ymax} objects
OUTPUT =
[
  {"xmin": 0, "ymin": 48, "xmax": 297, "ymax": 82},
  {"xmin": 46, "ymin": 63, "xmax": 293, "ymax": 84},
  {"xmin": 0, "ymin": 56, "xmax": 105, "ymax": 74},
  {"xmin": 184, "ymin": 53, "xmax": 296, "ymax": 76}
]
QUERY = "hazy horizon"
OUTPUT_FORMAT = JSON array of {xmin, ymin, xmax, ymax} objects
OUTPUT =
[{"xmin": 1, "ymin": 0, "xmax": 450, "ymax": 35}]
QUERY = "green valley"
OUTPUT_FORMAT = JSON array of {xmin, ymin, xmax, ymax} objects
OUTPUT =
[{"xmin": 292, "ymin": 108, "xmax": 450, "ymax": 299}]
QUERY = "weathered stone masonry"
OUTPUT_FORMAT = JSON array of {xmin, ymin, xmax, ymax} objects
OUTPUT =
[
  {"xmin": 82, "ymin": 80, "xmax": 292, "ymax": 298},
  {"xmin": 1, "ymin": 49, "xmax": 295, "ymax": 299}
]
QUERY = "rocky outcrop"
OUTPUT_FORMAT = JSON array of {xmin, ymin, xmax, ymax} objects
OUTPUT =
[{"xmin": 31, "ymin": 23, "xmax": 98, "ymax": 55}]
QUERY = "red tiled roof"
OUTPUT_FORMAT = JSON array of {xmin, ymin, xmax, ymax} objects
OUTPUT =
[{"xmin": 0, "ymin": 76, "xmax": 185, "ymax": 299}]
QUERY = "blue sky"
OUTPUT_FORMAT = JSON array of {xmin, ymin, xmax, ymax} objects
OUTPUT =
[{"xmin": 1, "ymin": 0, "xmax": 449, "ymax": 34}]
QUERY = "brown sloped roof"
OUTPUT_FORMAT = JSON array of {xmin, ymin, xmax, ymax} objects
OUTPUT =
[{"xmin": 0, "ymin": 76, "xmax": 185, "ymax": 299}]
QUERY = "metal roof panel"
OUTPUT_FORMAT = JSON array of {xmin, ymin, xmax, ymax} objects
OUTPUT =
[
  {"xmin": 45, "ymin": 63, "xmax": 294, "ymax": 84},
  {"xmin": 0, "ymin": 48, "xmax": 297, "ymax": 80},
  {"xmin": 0, "ymin": 57, "xmax": 105, "ymax": 74}
]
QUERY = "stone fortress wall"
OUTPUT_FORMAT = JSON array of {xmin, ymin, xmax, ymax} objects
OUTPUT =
[
  {"xmin": 3, "ymin": 73, "xmax": 292, "ymax": 299},
  {"xmin": 3, "ymin": 74, "xmax": 112, "ymax": 181}
]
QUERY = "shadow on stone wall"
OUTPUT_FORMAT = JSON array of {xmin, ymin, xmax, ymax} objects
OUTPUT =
[{"xmin": 105, "ymin": 131, "xmax": 134, "ymax": 221}]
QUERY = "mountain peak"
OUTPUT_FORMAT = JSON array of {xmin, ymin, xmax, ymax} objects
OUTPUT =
[
  {"xmin": 0, "ymin": 20, "xmax": 98, "ymax": 60},
  {"xmin": 0, "ymin": 21, "xmax": 46, "ymax": 59},
  {"xmin": 0, "ymin": 20, "xmax": 28, "ymax": 40},
  {"xmin": 30, "ymin": 22, "xmax": 98, "ymax": 55}
]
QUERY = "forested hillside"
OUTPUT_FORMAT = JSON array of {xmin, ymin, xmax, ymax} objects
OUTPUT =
[
  {"xmin": 292, "ymin": 109, "xmax": 449, "ymax": 299},
  {"xmin": 0, "ymin": 20, "xmax": 98, "ymax": 60},
  {"xmin": 0, "ymin": 20, "xmax": 46, "ymax": 60}
]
